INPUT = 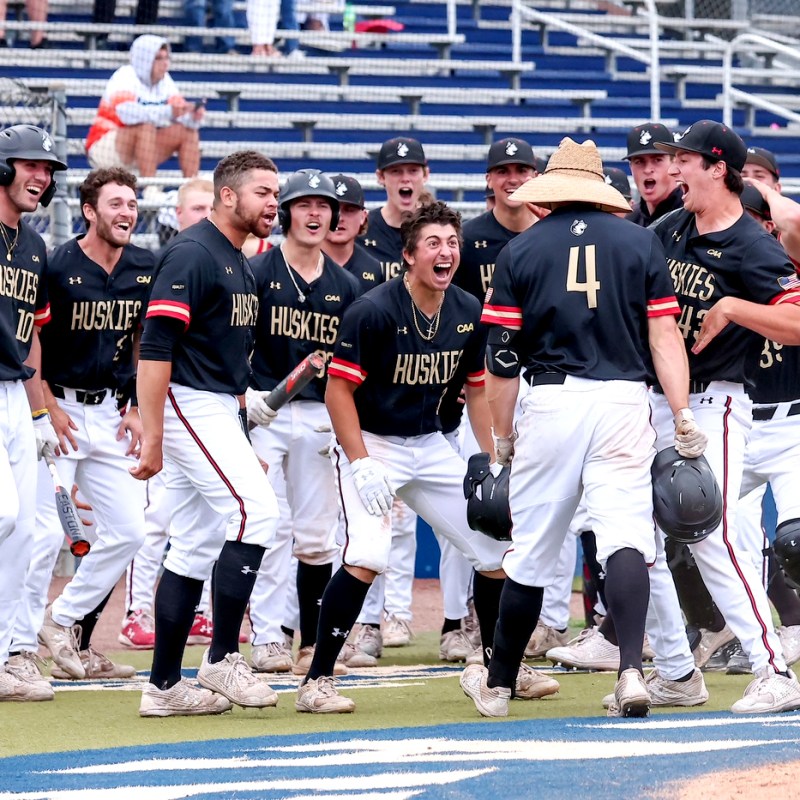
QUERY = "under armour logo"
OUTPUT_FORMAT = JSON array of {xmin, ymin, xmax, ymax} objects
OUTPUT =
[
  {"xmin": 570, "ymin": 220, "xmax": 587, "ymax": 236},
  {"xmin": 41, "ymin": 132, "xmax": 53, "ymax": 151},
  {"xmin": 474, "ymin": 240, "xmax": 488, "ymax": 249},
  {"xmin": 270, "ymin": 281, "xmax": 281, "ymax": 289},
  {"xmin": 335, "ymin": 181, "xmax": 347, "ymax": 197},
  {"xmin": 711, "ymin": 147, "xmax": 723, "ymax": 156},
  {"xmin": 672, "ymin": 231, "xmax": 681, "ymax": 241},
  {"xmin": 332, "ymin": 627, "xmax": 349, "ymax": 639},
  {"xmin": 241, "ymin": 565, "xmax": 256, "ymax": 575},
  {"xmin": 397, "ymin": 326, "xmax": 408, "ymax": 334},
  {"xmin": 68, "ymin": 276, "xmax": 82, "ymax": 284},
  {"xmin": 225, "ymin": 267, "xmax": 233, "ymax": 274},
  {"xmin": 364, "ymin": 239, "xmax": 376, "ymax": 247},
  {"xmin": 308, "ymin": 174, "xmax": 320, "ymax": 189},
  {"xmin": 397, "ymin": 142, "xmax": 409, "ymax": 158},
  {"xmin": 639, "ymin": 130, "xmax": 652, "ymax": 146},
  {"xmin": 700, "ymin": 397, "xmax": 713, "ymax": 404},
  {"xmin": 505, "ymin": 141, "xmax": 518, "ymax": 156}
]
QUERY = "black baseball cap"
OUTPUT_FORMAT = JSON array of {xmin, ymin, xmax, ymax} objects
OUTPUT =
[
  {"xmin": 603, "ymin": 166, "xmax": 632, "ymax": 200},
  {"xmin": 376, "ymin": 137, "xmax": 427, "ymax": 170},
  {"xmin": 741, "ymin": 184, "xmax": 771, "ymax": 220},
  {"xmin": 535, "ymin": 155, "xmax": 549, "ymax": 174},
  {"xmin": 654, "ymin": 120, "xmax": 747, "ymax": 172},
  {"xmin": 487, "ymin": 137, "xmax": 536, "ymax": 170},
  {"xmin": 624, "ymin": 122, "xmax": 674, "ymax": 159},
  {"xmin": 329, "ymin": 173, "xmax": 365, "ymax": 208},
  {"xmin": 745, "ymin": 146, "xmax": 780, "ymax": 178}
]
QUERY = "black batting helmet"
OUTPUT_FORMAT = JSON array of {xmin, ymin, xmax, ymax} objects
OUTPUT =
[
  {"xmin": 774, "ymin": 518, "xmax": 800, "ymax": 590},
  {"xmin": 463, "ymin": 452, "xmax": 512, "ymax": 541},
  {"xmin": 0, "ymin": 125, "xmax": 67, "ymax": 207},
  {"xmin": 652, "ymin": 447, "xmax": 722, "ymax": 544},
  {"xmin": 277, "ymin": 169, "xmax": 340, "ymax": 232}
]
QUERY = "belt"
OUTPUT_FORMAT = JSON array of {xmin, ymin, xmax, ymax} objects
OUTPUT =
[
  {"xmin": 752, "ymin": 401, "xmax": 800, "ymax": 422},
  {"xmin": 51, "ymin": 385, "xmax": 108, "ymax": 405},
  {"xmin": 653, "ymin": 380, "xmax": 710, "ymax": 395},
  {"xmin": 526, "ymin": 372, "xmax": 567, "ymax": 386}
]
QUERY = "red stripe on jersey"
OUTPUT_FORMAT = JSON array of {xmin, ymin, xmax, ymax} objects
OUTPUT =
[
  {"xmin": 769, "ymin": 289, "xmax": 800, "ymax": 306},
  {"xmin": 34, "ymin": 304, "xmax": 51, "ymax": 327},
  {"xmin": 481, "ymin": 304, "xmax": 523, "ymax": 329},
  {"xmin": 647, "ymin": 296, "xmax": 681, "ymax": 317},
  {"xmin": 328, "ymin": 357, "xmax": 366, "ymax": 385},
  {"xmin": 466, "ymin": 370, "xmax": 485, "ymax": 388},
  {"xmin": 146, "ymin": 300, "xmax": 191, "ymax": 328}
]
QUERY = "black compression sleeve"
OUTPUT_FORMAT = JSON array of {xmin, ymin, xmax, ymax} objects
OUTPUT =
[{"xmin": 138, "ymin": 315, "xmax": 184, "ymax": 362}]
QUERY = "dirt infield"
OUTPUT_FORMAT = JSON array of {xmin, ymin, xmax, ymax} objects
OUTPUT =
[{"xmin": 668, "ymin": 763, "xmax": 800, "ymax": 798}]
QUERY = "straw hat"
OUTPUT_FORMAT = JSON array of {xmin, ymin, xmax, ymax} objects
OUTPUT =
[{"xmin": 509, "ymin": 137, "xmax": 631, "ymax": 213}]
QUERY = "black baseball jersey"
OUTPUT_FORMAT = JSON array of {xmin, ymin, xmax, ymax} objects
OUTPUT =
[
  {"xmin": 249, "ymin": 247, "xmax": 361, "ymax": 402},
  {"xmin": 41, "ymin": 236, "xmax": 154, "ymax": 391},
  {"xmin": 651, "ymin": 208, "xmax": 800, "ymax": 384},
  {"xmin": 483, "ymin": 206, "xmax": 679, "ymax": 382},
  {"xmin": 747, "ymin": 339, "xmax": 800, "ymax": 403},
  {"xmin": 626, "ymin": 186, "xmax": 684, "ymax": 228},
  {"xmin": 453, "ymin": 211, "xmax": 521, "ymax": 303},
  {"xmin": 328, "ymin": 277, "xmax": 487, "ymax": 436},
  {"xmin": 360, "ymin": 208, "xmax": 403, "ymax": 281},
  {"xmin": 0, "ymin": 221, "xmax": 49, "ymax": 381},
  {"xmin": 342, "ymin": 244, "xmax": 381, "ymax": 294},
  {"xmin": 140, "ymin": 219, "xmax": 259, "ymax": 394}
]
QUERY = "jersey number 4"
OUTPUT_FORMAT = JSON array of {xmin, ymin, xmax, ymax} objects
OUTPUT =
[{"xmin": 567, "ymin": 245, "xmax": 600, "ymax": 309}]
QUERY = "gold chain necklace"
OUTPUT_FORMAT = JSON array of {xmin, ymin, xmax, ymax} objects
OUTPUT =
[
  {"xmin": 403, "ymin": 274, "xmax": 443, "ymax": 341},
  {"xmin": 0, "ymin": 222, "xmax": 19, "ymax": 262}
]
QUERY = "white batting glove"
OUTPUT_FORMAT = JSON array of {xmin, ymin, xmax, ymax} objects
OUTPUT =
[
  {"xmin": 674, "ymin": 408, "xmax": 708, "ymax": 458},
  {"xmin": 494, "ymin": 431, "xmax": 518, "ymax": 467},
  {"xmin": 32, "ymin": 414, "xmax": 59, "ymax": 460},
  {"xmin": 245, "ymin": 387, "xmax": 278, "ymax": 428},
  {"xmin": 351, "ymin": 457, "xmax": 396, "ymax": 516}
]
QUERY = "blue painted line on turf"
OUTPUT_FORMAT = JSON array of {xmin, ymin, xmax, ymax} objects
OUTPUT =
[{"xmin": 1, "ymin": 713, "xmax": 799, "ymax": 799}]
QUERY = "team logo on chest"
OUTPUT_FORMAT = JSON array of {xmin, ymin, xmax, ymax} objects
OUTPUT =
[{"xmin": 570, "ymin": 220, "xmax": 587, "ymax": 237}]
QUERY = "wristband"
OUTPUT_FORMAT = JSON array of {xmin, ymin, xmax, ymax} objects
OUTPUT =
[{"xmin": 31, "ymin": 408, "xmax": 49, "ymax": 420}]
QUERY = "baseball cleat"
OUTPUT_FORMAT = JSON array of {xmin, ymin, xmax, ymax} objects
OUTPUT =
[
  {"xmin": 51, "ymin": 647, "xmax": 136, "ymax": 680},
  {"xmin": 383, "ymin": 614, "xmax": 414, "ymax": 647},
  {"xmin": 778, "ymin": 625, "xmax": 800, "ymax": 667},
  {"xmin": 139, "ymin": 679, "xmax": 232, "ymax": 717},
  {"xmin": 731, "ymin": 668, "xmax": 800, "ymax": 714},
  {"xmin": 292, "ymin": 645, "xmax": 348, "ymax": 676},
  {"xmin": 460, "ymin": 664, "xmax": 510, "ymax": 717},
  {"xmin": 525, "ymin": 621, "xmax": 569, "ymax": 659},
  {"xmin": 187, "ymin": 612, "xmax": 213, "ymax": 645},
  {"xmin": 354, "ymin": 624, "xmax": 383, "ymax": 658},
  {"xmin": 607, "ymin": 668, "xmax": 650, "ymax": 718},
  {"xmin": 725, "ymin": 641, "xmax": 752, "ymax": 675},
  {"xmin": 602, "ymin": 667, "xmax": 708, "ymax": 708},
  {"xmin": 693, "ymin": 625, "xmax": 735, "ymax": 670},
  {"xmin": 514, "ymin": 662, "xmax": 560, "ymax": 699},
  {"xmin": 38, "ymin": 607, "xmax": 85, "ymax": 680},
  {"xmin": 546, "ymin": 627, "xmax": 620, "ymax": 671},
  {"xmin": 118, "ymin": 610, "xmax": 155, "ymax": 650},
  {"xmin": 250, "ymin": 642, "xmax": 293, "ymax": 673},
  {"xmin": 6, "ymin": 651, "xmax": 49, "ymax": 683},
  {"xmin": 339, "ymin": 642, "xmax": 378, "ymax": 668},
  {"xmin": 295, "ymin": 676, "xmax": 355, "ymax": 714},
  {"xmin": 439, "ymin": 629, "xmax": 473, "ymax": 663},
  {"xmin": 198, "ymin": 650, "xmax": 278, "ymax": 708},
  {"xmin": 0, "ymin": 667, "xmax": 54, "ymax": 702}
]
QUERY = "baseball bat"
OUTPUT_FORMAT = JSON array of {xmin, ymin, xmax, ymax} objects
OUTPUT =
[
  {"xmin": 248, "ymin": 352, "xmax": 326, "ymax": 430},
  {"xmin": 42, "ymin": 446, "xmax": 91, "ymax": 557}
]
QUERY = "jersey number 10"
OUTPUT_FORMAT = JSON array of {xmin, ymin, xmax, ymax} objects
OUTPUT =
[{"xmin": 567, "ymin": 245, "xmax": 600, "ymax": 309}]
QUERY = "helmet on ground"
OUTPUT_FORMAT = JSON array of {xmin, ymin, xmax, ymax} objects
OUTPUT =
[
  {"xmin": 652, "ymin": 447, "xmax": 722, "ymax": 544},
  {"xmin": 277, "ymin": 169, "xmax": 340, "ymax": 231},
  {"xmin": 463, "ymin": 452, "xmax": 512, "ymax": 541},
  {"xmin": 0, "ymin": 125, "xmax": 67, "ymax": 207}
]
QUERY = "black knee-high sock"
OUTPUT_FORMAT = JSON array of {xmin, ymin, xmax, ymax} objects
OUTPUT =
[
  {"xmin": 208, "ymin": 541, "xmax": 265, "ymax": 663},
  {"xmin": 150, "ymin": 569, "xmax": 204, "ymax": 689},
  {"xmin": 666, "ymin": 539, "xmax": 721, "ymax": 630},
  {"xmin": 471, "ymin": 570, "xmax": 505, "ymax": 666},
  {"xmin": 767, "ymin": 550, "xmax": 800, "ymax": 627},
  {"xmin": 604, "ymin": 548, "xmax": 649, "ymax": 675},
  {"xmin": 306, "ymin": 567, "xmax": 371, "ymax": 682},
  {"xmin": 76, "ymin": 588, "xmax": 114, "ymax": 650},
  {"xmin": 297, "ymin": 561, "xmax": 333, "ymax": 648},
  {"xmin": 488, "ymin": 578, "xmax": 543, "ymax": 693}
]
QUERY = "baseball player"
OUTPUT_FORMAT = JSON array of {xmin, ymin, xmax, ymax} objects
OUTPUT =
[
  {"xmin": 244, "ymin": 169, "xmax": 361, "ymax": 676},
  {"xmin": 361, "ymin": 136, "xmax": 430, "ymax": 282},
  {"xmin": 624, "ymin": 122, "xmax": 683, "ymax": 227},
  {"xmin": 643, "ymin": 120, "xmax": 800, "ymax": 713},
  {"xmin": 0, "ymin": 124, "xmax": 63, "ymax": 702},
  {"xmin": 295, "ymin": 200, "xmax": 559, "ymax": 713},
  {"xmin": 25, "ymin": 168, "xmax": 151, "ymax": 683},
  {"xmin": 133, "ymin": 150, "xmax": 281, "ymax": 717},
  {"xmin": 461, "ymin": 137, "xmax": 697, "ymax": 718},
  {"xmin": 119, "ymin": 177, "xmax": 216, "ymax": 650}
]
